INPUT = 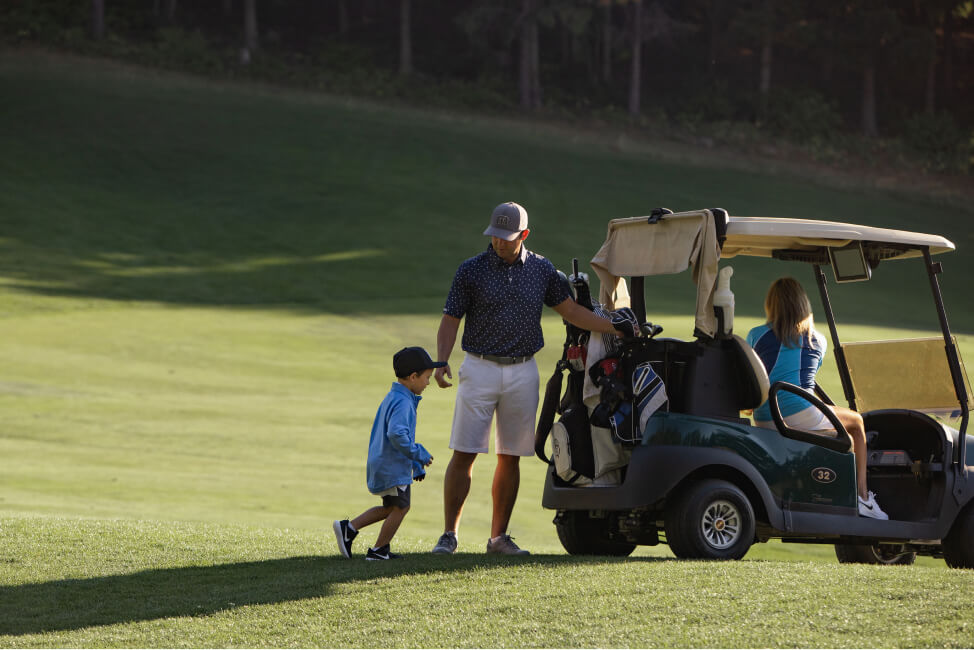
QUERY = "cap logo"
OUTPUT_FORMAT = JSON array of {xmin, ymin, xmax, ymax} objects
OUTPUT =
[{"xmin": 496, "ymin": 215, "xmax": 510, "ymax": 227}]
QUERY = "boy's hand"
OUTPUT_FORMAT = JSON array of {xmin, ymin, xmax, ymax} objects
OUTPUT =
[
  {"xmin": 425, "ymin": 456, "xmax": 433, "ymax": 467},
  {"xmin": 415, "ymin": 472, "xmax": 425, "ymax": 482}
]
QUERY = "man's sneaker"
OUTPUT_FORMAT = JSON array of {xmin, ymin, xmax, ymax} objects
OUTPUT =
[
  {"xmin": 431, "ymin": 532, "xmax": 458, "ymax": 554},
  {"xmin": 333, "ymin": 519, "xmax": 357, "ymax": 558},
  {"xmin": 858, "ymin": 491, "xmax": 889, "ymax": 520},
  {"xmin": 486, "ymin": 534, "xmax": 530, "ymax": 555},
  {"xmin": 365, "ymin": 544, "xmax": 401, "ymax": 561}
]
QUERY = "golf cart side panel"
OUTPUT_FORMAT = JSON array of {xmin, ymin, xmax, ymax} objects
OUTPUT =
[
  {"xmin": 542, "ymin": 412, "xmax": 858, "ymax": 526},
  {"xmin": 643, "ymin": 412, "xmax": 858, "ymax": 510},
  {"xmin": 541, "ymin": 444, "xmax": 783, "ymax": 525}
]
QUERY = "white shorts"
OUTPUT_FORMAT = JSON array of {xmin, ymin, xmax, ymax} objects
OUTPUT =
[
  {"xmin": 449, "ymin": 353, "xmax": 540, "ymax": 456},
  {"xmin": 756, "ymin": 405, "xmax": 836, "ymax": 435}
]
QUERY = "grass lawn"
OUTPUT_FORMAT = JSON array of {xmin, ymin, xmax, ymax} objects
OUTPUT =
[
  {"xmin": 3, "ymin": 518, "xmax": 974, "ymax": 648},
  {"xmin": 0, "ymin": 50, "xmax": 972, "ymax": 647}
]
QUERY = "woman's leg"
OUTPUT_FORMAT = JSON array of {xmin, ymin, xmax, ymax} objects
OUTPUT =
[{"xmin": 830, "ymin": 405, "xmax": 868, "ymax": 499}]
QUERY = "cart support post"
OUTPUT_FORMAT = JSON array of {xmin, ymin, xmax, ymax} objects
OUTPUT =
[
  {"xmin": 921, "ymin": 247, "xmax": 968, "ymax": 477},
  {"xmin": 813, "ymin": 265, "xmax": 857, "ymax": 411},
  {"xmin": 631, "ymin": 276, "xmax": 646, "ymax": 324}
]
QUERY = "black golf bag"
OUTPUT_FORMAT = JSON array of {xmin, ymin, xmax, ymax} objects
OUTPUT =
[{"xmin": 535, "ymin": 263, "xmax": 652, "ymax": 485}]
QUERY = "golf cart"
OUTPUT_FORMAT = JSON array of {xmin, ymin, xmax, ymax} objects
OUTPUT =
[{"xmin": 536, "ymin": 209, "xmax": 974, "ymax": 567}]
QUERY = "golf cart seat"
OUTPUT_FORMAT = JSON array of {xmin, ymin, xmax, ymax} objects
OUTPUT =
[{"xmin": 672, "ymin": 334, "xmax": 769, "ymax": 420}]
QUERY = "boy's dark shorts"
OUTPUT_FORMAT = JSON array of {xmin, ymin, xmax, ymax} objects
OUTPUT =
[{"xmin": 380, "ymin": 485, "xmax": 411, "ymax": 509}]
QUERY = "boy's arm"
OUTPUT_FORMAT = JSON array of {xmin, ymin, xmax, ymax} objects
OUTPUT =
[{"xmin": 386, "ymin": 402, "xmax": 433, "ymax": 465}]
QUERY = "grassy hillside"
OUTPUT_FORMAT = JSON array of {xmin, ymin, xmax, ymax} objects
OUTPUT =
[
  {"xmin": 1, "ymin": 51, "xmax": 973, "ymax": 647},
  {"xmin": 2, "ymin": 52, "xmax": 972, "ymax": 325}
]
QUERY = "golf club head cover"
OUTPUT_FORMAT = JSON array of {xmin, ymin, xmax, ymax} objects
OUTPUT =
[{"xmin": 610, "ymin": 307, "xmax": 639, "ymax": 338}]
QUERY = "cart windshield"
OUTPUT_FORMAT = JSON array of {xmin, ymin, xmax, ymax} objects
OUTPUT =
[{"xmin": 843, "ymin": 337, "xmax": 972, "ymax": 428}]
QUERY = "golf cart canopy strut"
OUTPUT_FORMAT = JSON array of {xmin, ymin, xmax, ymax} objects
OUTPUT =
[{"xmin": 921, "ymin": 247, "xmax": 969, "ymax": 469}]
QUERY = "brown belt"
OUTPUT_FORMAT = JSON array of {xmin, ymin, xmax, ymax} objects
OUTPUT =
[{"xmin": 474, "ymin": 353, "xmax": 533, "ymax": 365}]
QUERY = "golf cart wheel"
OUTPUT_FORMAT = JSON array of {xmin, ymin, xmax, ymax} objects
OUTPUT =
[
  {"xmin": 554, "ymin": 510, "xmax": 636, "ymax": 556},
  {"xmin": 943, "ymin": 501, "xmax": 974, "ymax": 569},
  {"xmin": 665, "ymin": 479, "xmax": 755, "ymax": 560},
  {"xmin": 834, "ymin": 544, "xmax": 916, "ymax": 565}
]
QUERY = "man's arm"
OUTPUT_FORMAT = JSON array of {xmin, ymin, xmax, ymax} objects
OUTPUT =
[
  {"xmin": 552, "ymin": 298, "xmax": 618, "ymax": 335},
  {"xmin": 435, "ymin": 314, "xmax": 461, "ymax": 388}
]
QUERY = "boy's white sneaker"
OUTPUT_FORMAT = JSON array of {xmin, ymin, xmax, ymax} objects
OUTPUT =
[{"xmin": 858, "ymin": 491, "xmax": 889, "ymax": 520}]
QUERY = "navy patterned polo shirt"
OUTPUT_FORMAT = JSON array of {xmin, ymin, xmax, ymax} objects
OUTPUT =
[{"xmin": 444, "ymin": 244, "xmax": 571, "ymax": 357}]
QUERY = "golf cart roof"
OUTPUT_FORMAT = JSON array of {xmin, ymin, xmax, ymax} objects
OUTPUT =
[
  {"xmin": 721, "ymin": 216, "xmax": 955, "ymax": 260},
  {"xmin": 590, "ymin": 210, "xmax": 956, "ymax": 339},
  {"xmin": 600, "ymin": 212, "xmax": 955, "ymax": 263}
]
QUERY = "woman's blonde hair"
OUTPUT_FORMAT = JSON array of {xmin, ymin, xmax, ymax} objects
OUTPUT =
[{"xmin": 764, "ymin": 277, "xmax": 814, "ymax": 346}]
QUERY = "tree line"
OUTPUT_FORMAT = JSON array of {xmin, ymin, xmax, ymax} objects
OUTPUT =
[{"xmin": 8, "ymin": 0, "xmax": 973, "ymax": 164}]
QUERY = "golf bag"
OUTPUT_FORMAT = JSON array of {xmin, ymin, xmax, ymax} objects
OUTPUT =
[
  {"xmin": 588, "ymin": 349, "xmax": 668, "ymax": 445},
  {"xmin": 534, "ymin": 263, "xmax": 631, "ymax": 485}
]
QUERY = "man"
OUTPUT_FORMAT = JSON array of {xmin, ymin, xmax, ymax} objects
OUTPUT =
[{"xmin": 431, "ymin": 202, "xmax": 620, "ymax": 555}]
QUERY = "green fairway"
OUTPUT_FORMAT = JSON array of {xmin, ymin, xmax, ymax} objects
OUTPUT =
[
  {"xmin": 2, "ymin": 518, "xmax": 973, "ymax": 648},
  {"xmin": 1, "ymin": 51, "xmax": 973, "ymax": 647}
]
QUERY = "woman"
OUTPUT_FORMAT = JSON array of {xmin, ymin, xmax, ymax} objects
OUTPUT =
[{"xmin": 746, "ymin": 277, "xmax": 888, "ymax": 520}]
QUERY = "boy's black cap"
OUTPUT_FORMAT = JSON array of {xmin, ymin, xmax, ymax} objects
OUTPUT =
[{"xmin": 394, "ymin": 346, "xmax": 446, "ymax": 378}]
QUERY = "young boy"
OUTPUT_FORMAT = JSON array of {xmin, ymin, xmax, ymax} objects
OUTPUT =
[{"xmin": 333, "ymin": 346, "xmax": 443, "ymax": 560}]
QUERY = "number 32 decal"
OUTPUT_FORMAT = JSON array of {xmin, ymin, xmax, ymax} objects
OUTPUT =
[{"xmin": 812, "ymin": 467, "xmax": 837, "ymax": 483}]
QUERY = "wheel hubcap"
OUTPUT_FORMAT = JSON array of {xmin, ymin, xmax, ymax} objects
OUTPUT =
[{"xmin": 701, "ymin": 499, "xmax": 741, "ymax": 549}]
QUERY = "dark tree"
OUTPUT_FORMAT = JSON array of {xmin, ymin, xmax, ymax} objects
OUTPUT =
[
  {"xmin": 830, "ymin": 0, "xmax": 900, "ymax": 137},
  {"xmin": 91, "ymin": 0, "xmax": 105, "ymax": 40},
  {"xmin": 917, "ymin": 0, "xmax": 961, "ymax": 114},
  {"xmin": 400, "ymin": 0, "xmax": 413, "ymax": 76},
  {"xmin": 758, "ymin": 0, "xmax": 773, "ymax": 119},
  {"xmin": 519, "ymin": 0, "xmax": 542, "ymax": 110},
  {"xmin": 243, "ymin": 0, "xmax": 259, "ymax": 63},
  {"xmin": 600, "ymin": 0, "xmax": 613, "ymax": 83},
  {"xmin": 627, "ymin": 0, "xmax": 642, "ymax": 116},
  {"xmin": 338, "ymin": 0, "xmax": 349, "ymax": 34},
  {"xmin": 731, "ymin": 0, "xmax": 805, "ymax": 122}
]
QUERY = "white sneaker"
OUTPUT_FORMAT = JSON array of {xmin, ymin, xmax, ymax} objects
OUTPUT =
[{"xmin": 858, "ymin": 491, "xmax": 889, "ymax": 520}]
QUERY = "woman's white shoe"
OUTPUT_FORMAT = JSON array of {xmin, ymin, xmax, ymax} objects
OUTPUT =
[{"xmin": 858, "ymin": 491, "xmax": 889, "ymax": 520}]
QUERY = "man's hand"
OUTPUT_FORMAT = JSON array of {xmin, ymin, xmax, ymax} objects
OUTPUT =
[
  {"xmin": 434, "ymin": 364, "xmax": 453, "ymax": 388},
  {"xmin": 610, "ymin": 307, "xmax": 640, "ymax": 338}
]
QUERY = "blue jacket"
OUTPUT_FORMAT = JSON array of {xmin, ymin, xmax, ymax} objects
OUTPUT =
[{"xmin": 366, "ymin": 382, "xmax": 433, "ymax": 494}]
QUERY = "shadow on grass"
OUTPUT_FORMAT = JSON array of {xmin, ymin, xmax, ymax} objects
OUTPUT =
[{"xmin": 0, "ymin": 553, "xmax": 666, "ymax": 636}]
